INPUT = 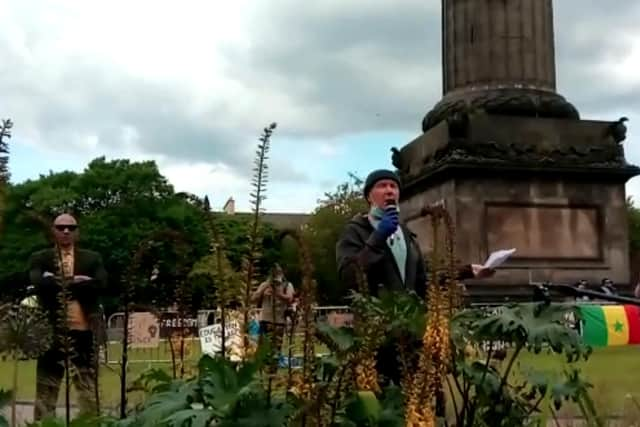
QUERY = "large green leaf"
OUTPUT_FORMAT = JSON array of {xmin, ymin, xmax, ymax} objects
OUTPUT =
[
  {"xmin": 136, "ymin": 383, "xmax": 195, "ymax": 427},
  {"xmin": 219, "ymin": 395, "xmax": 294, "ymax": 427},
  {"xmin": 162, "ymin": 408, "xmax": 215, "ymax": 427},
  {"xmin": 342, "ymin": 391, "xmax": 382, "ymax": 426},
  {"xmin": 197, "ymin": 355, "xmax": 261, "ymax": 418},
  {"xmin": 378, "ymin": 386, "xmax": 405, "ymax": 427},
  {"xmin": 454, "ymin": 303, "xmax": 589, "ymax": 362}
]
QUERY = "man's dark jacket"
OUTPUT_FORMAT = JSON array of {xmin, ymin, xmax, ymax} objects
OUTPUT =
[
  {"xmin": 28, "ymin": 247, "xmax": 108, "ymax": 339},
  {"xmin": 336, "ymin": 214, "xmax": 473, "ymax": 299}
]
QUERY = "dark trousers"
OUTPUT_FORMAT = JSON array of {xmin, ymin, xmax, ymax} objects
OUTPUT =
[
  {"xmin": 34, "ymin": 330, "xmax": 98, "ymax": 421},
  {"xmin": 376, "ymin": 338, "xmax": 422, "ymax": 386}
]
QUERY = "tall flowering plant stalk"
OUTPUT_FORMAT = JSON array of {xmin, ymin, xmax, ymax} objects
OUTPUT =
[
  {"xmin": 405, "ymin": 205, "xmax": 459, "ymax": 427},
  {"xmin": 241, "ymin": 123, "xmax": 276, "ymax": 358}
]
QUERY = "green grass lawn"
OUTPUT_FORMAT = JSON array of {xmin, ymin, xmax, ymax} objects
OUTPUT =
[
  {"xmin": 516, "ymin": 345, "xmax": 640, "ymax": 416},
  {"xmin": 0, "ymin": 336, "xmax": 326, "ymax": 409},
  {"xmin": 2, "ymin": 342, "xmax": 638, "ymax": 416}
]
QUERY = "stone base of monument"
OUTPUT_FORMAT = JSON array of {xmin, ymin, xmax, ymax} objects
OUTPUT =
[{"xmin": 397, "ymin": 114, "xmax": 640, "ymax": 303}]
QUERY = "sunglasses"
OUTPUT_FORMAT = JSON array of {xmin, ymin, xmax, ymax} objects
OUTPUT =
[{"xmin": 54, "ymin": 224, "xmax": 78, "ymax": 232}]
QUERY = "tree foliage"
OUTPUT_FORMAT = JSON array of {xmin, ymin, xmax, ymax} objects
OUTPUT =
[
  {"xmin": 303, "ymin": 173, "xmax": 367, "ymax": 304},
  {"xmin": 627, "ymin": 196, "xmax": 640, "ymax": 254},
  {"xmin": 0, "ymin": 157, "xmax": 209, "ymax": 313}
]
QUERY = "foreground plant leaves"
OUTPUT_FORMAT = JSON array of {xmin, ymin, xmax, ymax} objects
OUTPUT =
[
  {"xmin": 0, "ymin": 389, "xmax": 10, "ymax": 427},
  {"xmin": 452, "ymin": 302, "xmax": 590, "ymax": 362},
  {"xmin": 121, "ymin": 353, "xmax": 296, "ymax": 427},
  {"xmin": 334, "ymin": 388, "xmax": 404, "ymax": 427},
  {"xmin": 449, "ymin": 302, "xmax": 602, "ymax": 427}
]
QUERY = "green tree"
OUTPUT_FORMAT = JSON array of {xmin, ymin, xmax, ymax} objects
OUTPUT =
[
  {"xmin": 0, "ymin": 157, "xmax": 209, "ymax": 314},
  {"xmin": 212, "ymin": 214, "xmax": 283, "ymax": 276},
  {"xmin": 628, "ymin": 196, "xmax": 640, "ymax": 253},
  {"xmin": 303, "ymin": 174, "xmax": 367, "ymax": 304}
]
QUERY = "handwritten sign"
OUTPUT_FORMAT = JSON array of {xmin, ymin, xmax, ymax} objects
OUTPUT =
[
  {"xmin": 199, "ymin": 316, "xmax": 245, "ymax": 361},
  {"xmin": 127, "ymin": 312, "xmax": 160, "ymax": 348}
]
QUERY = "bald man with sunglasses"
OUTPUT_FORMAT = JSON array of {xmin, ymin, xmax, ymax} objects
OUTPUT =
[{"xmin": 28, "ymin": 213, "xmax": 107, "ymax": 420}]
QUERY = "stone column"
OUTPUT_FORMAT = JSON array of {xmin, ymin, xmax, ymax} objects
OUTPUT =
[
  {"xmin": 423, "ymin": 0, "xmax": 578, "ymax": 132},
  {"xmin": 443, "ymin": 0, "xmax": 556, "ymax": 94}
]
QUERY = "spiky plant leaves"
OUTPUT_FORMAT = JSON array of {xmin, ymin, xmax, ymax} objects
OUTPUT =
[{"xmin": 0, "ymin": 303, "xmax": 53, "ymax": 359}]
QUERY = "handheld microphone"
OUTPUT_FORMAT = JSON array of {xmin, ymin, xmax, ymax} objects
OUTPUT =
[{"xmin": 384, "ymin": 202, "xmax": 398, "ymax": 245}]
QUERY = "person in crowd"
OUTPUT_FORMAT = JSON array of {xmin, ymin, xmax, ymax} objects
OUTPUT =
[
  {"xmin": 28, "ymin": 213, "xmax": 107, "ymax": 420},
  {"xmin": 576, "ymin": 279, "xmax": 590, "ymax": 301},
  {"xmin": 251, "ymin": 264, "xmax": 295, "ymax": 366},
  {"xmin": 599, "ymin": 278, "xmax": 618, "ymax": 296}
]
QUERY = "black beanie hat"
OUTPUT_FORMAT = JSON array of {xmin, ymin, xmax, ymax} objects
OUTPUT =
[{"xmin": 363, "ymin": 169, "xmax": 401, "ymax": 199}]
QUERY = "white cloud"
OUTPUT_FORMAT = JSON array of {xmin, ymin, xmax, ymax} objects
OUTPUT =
[{"xmin": 3, "ymin": 0, "xmax": 640, "ymax": 212}]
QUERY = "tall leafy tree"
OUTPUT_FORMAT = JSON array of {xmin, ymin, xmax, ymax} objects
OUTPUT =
[
  {"xmin": 303, "ymin": 173, "xmax": 367, "ymax": 304},
  {"xmin": 0, "ymin": 157, "xmax": 209, "ymax": 313}
]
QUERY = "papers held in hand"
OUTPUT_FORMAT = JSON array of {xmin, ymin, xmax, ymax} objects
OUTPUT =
[{"xmin": 482, "ymin": 248, "xmax": 516, "ymax": 270}]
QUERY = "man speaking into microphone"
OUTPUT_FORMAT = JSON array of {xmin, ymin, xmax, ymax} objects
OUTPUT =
[{"xmin": 336, "ymin": 169, "xmax": 493, "ymax": 384}]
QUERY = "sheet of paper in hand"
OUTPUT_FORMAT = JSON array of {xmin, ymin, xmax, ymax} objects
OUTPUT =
[{"xmin": 482, "ymin": 248, "xmax": 516, "ymax": 269}]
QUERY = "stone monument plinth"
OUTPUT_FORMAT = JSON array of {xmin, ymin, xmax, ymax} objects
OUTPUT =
[{"xmin": 396, "ymin": 0, "xmax": 640, "ymax": 301}]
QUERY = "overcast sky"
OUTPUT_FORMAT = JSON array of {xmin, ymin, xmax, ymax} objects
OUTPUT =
[{"xmin": 2, "ymin": 0, "xmax": 640, "ymax": 213}]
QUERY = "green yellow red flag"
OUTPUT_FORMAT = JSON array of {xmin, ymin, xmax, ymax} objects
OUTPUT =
[{"xmin": 579, "ymin": 304, "xmax": 640, "ymax": 347}]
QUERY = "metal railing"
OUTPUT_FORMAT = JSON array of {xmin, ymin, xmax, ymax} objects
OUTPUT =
[{"xmin": 103, "ymin": 305, "xmax": 352, "ymax": 364}]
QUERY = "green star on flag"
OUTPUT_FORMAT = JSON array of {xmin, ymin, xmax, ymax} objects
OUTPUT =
[{"xmin": 614, "ymin": 321, "xmax": 624, "ymax": 333}]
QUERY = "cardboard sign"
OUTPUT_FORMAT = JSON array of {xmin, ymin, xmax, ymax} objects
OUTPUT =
[
  {"xmin": 128, "ymin": 312, "xmax": 160, "ymax": 348},
  {"xmin": 199, "ymin": 316, "xmax": 244, "ymax": 361}
]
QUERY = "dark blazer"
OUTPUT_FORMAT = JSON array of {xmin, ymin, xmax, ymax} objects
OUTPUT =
[
  {"xmin": 336, "ymin": 214, "xmax": 473, "ymax": 300},
  {"xmin": 28, "ymin": 247, "xmax": 107, "ymax": 337}
]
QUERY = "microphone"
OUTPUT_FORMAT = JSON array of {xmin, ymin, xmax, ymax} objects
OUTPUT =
[{"xmin": 384, "ymin": 202, "xmax": 398, "ymax": 245}]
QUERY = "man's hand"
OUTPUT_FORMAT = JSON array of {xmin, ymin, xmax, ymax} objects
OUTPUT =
[
  {"xmin": 471, "ymin": 264, "xmax": 495, "ymax": 279},
  {"xmin": 374, "ymin": 206, "xmax": 399, "ymax": 240},
  {"xmin": 263, "ymin": 286, "xmax": 273, "ymax": 296},
  {"xmin": 43, "ymin": 271, "xmax": 55, "ymax": 278}
]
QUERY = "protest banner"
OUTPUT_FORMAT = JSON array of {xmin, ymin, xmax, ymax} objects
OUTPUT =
[{"xmin": 127, "ymin": 312, "xmax": 160, "ymax": 348}]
